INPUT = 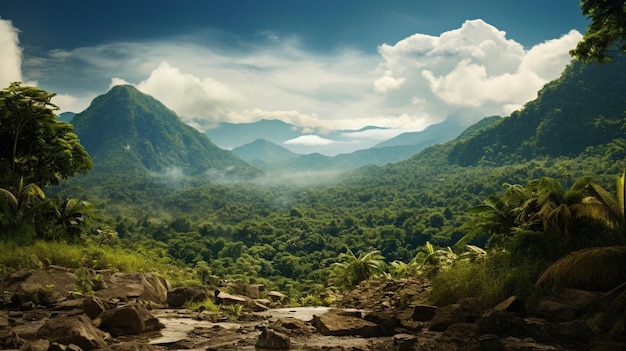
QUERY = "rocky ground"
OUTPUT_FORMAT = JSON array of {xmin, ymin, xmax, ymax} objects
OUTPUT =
[{"xmin": 1, "ymin": 266, "xmax": 625, "ymax": 350}]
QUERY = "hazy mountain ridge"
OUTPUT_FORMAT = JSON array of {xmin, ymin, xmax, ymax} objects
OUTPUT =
[{"xmin": 71, "ymin": 85, "xmax": 260, "ymax": 178}]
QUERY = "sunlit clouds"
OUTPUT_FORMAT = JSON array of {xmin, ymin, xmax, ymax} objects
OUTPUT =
[
  {"xmin": 0, "ymin": 19, "xmax": 22, "ymax": 87},
  {"xmin": 4, "ymin": 18, "xmax": 583, "ymax": 153}
]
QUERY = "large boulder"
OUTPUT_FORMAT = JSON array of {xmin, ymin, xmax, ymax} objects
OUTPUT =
[
  {"xmin": 94, "ymin": 302, "xmax": 163, "ymax": 336},
  {"xmin": 5, "ymin": 267, "xmax": 76, "ymax": 307},
  {"xmin": 166, "ymin": 286, "xmax": 211, "ymax": 308},
  {"xmin": 311, "ymin": 312, "xmax": 381, "ymax": 337},
  {"xmin": 35, "ymin": 315, "xmax": 108, "ymax": 350},
  {"xmin": 255, "ymin": 328, "xmax": 290, "ymax": 350},
  {"xmin": 95, "ymin": 272, "xmax": 170, "ymax": 305}
]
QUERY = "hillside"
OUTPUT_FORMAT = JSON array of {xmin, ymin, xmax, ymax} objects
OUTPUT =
[
  {"xmin": 448, "ymin": 54, "xmax": 626, "ymax": 166},
  {"xmin": 232, "ymin": 139, "xmax": 300, "ymax": 168},
  {"xmin": 71, "ymin": 85, "xmax": 260, "ymax": 178}
]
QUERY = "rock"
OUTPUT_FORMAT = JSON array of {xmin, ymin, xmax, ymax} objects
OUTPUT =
[
  {"xmin": 95, "ymin": 272, "xmax": 170, "ymax": 305},
  {"xmin": 478, "ymin": 334, "xmax": 506, "ymax": 351},
  {"xmin": 105, "ymin": 341, "xmax": 163, "ymax": 351},
  {"xmin": 364, "ymin": 311, "xmax": 401, "ymax": 336},
  {"xmin": 83, "ymin": 295, "xmax": 107, "ymax": 320},
  {"xmin": 476, "ymin": 310, "xmax": 528, "ymax": 338},
  {"xmin": 269, "ymin": 318, "xmax": 316, "ymax": 336},
  {"xmin": 166, "ymin": 286, "xmax": 211, "ymax": 308},
  {"xmin": 312, "ymin": 312, "xmax": 381, "ymax": 337},
  {"xmin": 0, "ymin": 311, "xmax": 9, "ymax": 328},
  {"xmin": 393, "ymin": 333, "xmax": 418, "ymax": 351},
  {"xmin": 35, "ymin": 315, "xmax": 108, "ymax": 350},
  {"xmin": 94, "ymin": 302, "xmax": 163, "ymax": 336},
  {"xmin": 54, "ymin": 299, "xmax": 85, "ymax": 311},
  {"xmin": 533, "ymin": 289, "xmax": 601, "ymax": 322},
  {"xmin": 267, "ymin": 291, "xmax": 288, "ymax": 303},
  {"xmin": 429, "ymin": 304, "xmax": 462, "ymax": 331},
  {"xmin": 0, "ymin": 329, "xmax": 23, "ymax": 349},
  {"xmin": 215, "ymin": 290, "xmax": 268, "ymax": 312},
  {"xmin": 229, "ymin": 283, "xmax": 264, "ymax": 299},
  {"xmin": 255, "ymin": 328, "xmax": 290, "ymax": 349},
  {"xmin": 493, "ymin": 296, "xmax": 526, "ymax": 317},
  {"xmin": 7, "ymin": 267, "xmax": 76, "ymax": 307},
  {"xmin": 48, "ymin": 342, "xmax": 67, "ymax": 351},
  {"xmin": 19, "ymin": 339, "xmax": 50, "ymax": 351},
  {"xmin": 585, "ymin": 281, "xmax": 626, "ymax": 334},
  {"xmin": 412, "ymin": 304, "xmax": 437, "ymax": 321}
]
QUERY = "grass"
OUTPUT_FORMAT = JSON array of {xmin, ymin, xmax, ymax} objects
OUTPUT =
[
  {"xmin": 183, "ymin": 298, "xmax": 220, "ymax": 312},
  {"xmin": 0, "ymin": 240, "xmax": 196, "ymax": 286}
]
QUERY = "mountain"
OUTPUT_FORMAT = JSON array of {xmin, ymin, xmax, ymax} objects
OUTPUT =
[
  {"xmin": 205, "ymin": 119, "xmax": 394, "ymax": 155},
  {"xmin": 374, "ymin": 118, "xmax": 465, "ymax": 149},
  {"xmin": 205, "ymin": 119, "xmax": 304, "ymax": 150},
  {"xmin": 232, "ymin": 139, "xmax": 300, "ymax": 168},
  {"xmin": 57, "ymin": 112, "xmax": 75, "ymax": 123},
  {"xmin": 447, "ymin": 55, "xmax": 626, "ymax": 166},
  {"xmin": 71, "ymin": 85, "xmax": 259, "ymax": 178}
]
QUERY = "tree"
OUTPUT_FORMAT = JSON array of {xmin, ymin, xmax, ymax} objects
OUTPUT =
[
  {"xmin": 0, "ymin": 82, "xmax": 93, "ymax": 188},
  {"xmin": 329, "ymin": 248, "xmax": 386, "ymax": 290},
  {"xmin": 0, "ymin": 177, "xmax": 45, "ymax": 237},
  {"xmin": 571, "ymin": 0, "xmax": 626, "ymax": 62}
]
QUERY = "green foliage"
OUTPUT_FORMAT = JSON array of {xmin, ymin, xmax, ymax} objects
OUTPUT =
[
  {"xmin": 329, "ymin": 248, "xmax": 386, "ymax": 290},
  {"xmin": 571, "ymin": 0, "xmax": 626, "ymax": 62},
  {"xmin": 0, "ymin": 82, "xmax": 92, "ymax": 188},
  {"xmin": 74, "ymin": 267, "xmax": 103, "ymax": 294},
  {"xmin": 183, "ymin": 298, "xmax": 220, "ymax": 312}
]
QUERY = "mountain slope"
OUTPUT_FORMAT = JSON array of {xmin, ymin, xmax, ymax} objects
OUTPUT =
[
  {"xmin": 374, "ymin": 118, "xmax": 465, "ymax": 149},
  {"xmin": 448, "ymin": 55, "xmax": 626, "ymax": 166},
  {"xmin": 71, "ymin": 85, "xmax": 259, "ymax": 177},
  {"xmin": 232, "ymin": 139, "xmax": 300, "ymax": 168}
]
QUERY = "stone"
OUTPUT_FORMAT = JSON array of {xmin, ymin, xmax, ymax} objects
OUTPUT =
[
  {"xmin": 95, "ymin": 302, "xmax": 163, "ymax": 336},
  {"xmin": 166, "ymin": 286, "xmax": 211, "ymax": 308},
  {"xmin": 0, "ymin": 311, "xmax": 9, "ymax": 328},
  {"xmin": 35, "ymin": 315, "xmax": 108, "ymax": 350},
  {"xmin": 255, "ymin": 328, "xmax": 290, "ymax": 349},
  {"xmin": 429, "ymin": 304, "xmax": 463, "ymax": 331},
  {"xmin": 229, "ymin": 283, "xmax": 264, "ymax": 299},
  {"xmin": 312, "ymin": 312, "xmax": 381, "ymax": 337},
  {"xmin": 393, "ymin": 333, "xmax": 418, "ymax": 351},
  {"xmin": 478, "ymin": 334, "xmax": 506, "ymax": 351},
  {"xmin": 95, "ymin": 272, "xmax": 170, "ymax": 305},
  {"xmin": 476, "ymin": 310, "xmax": 528, "ymax": 338},
  {"xmin": 267, "ymin": 291, "xmax": 288, "ymax": 303},
  {"xmin": 8, "ymin": 267, "xmax": 76, "ymax": 307},
  {"xmin": 533, "ymin": 289, "xmax": 601, "ymax": 322},
  {"xmin": 493, "ymin": 296, "xmax": 526, "ymax": 317},
  {"xmin": 411, "ymin": 304, "xmax": 437, "ymax": 321},
  {"xmin": 364, "ymin": 310, "xmax": 401, "ymax": 336},
  {"xmin": 48, "ymin": 342, "xmax": 67, "ymax": 351},
  {"xmin": 19, "ymin": 339, "xmax": 50, "ymax": 351},
  {"xmin": 83, "ymin": 295, "xmax": 107, "ymax": 320},
  {"xmin": 105, "ymin": 341, "xmax": 163, "ymax": 351}
]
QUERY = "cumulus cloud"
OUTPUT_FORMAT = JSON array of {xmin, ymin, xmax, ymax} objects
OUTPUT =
[
  {"xmin": 0, "ymin": 19, "xmax": 22, "ymax": 88},
  {"xmin": 375, "ymin": 19, "xmax": 582, "ymax": 123}
]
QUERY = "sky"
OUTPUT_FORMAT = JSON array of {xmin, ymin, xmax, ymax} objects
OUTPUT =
[{"xmin": 0, "ymin": 1, "xmax": 590, "ymax": 155}]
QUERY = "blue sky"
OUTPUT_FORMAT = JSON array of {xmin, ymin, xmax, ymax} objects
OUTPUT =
[{"xmin": 0, "ymin": 1, "xmax": 589, "ymax": 154}]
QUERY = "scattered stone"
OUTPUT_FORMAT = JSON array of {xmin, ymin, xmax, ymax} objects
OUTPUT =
[
  {"xmin": 255, "ymin": 328, "xmax": 290, "ymax": 350},
  {"xmin": 229, "ymin": 283, "xmax": 265, "ymax": 299},
  {"xmin": 476, "ymin": 310, "xmax": 528, "ymax": 338},
  {"xmin": 533, "ymin": 289, "xmax": 601, "ymax": 322},
  {"xmin": 94, "ymin": 302, "xmax": 163, "ymax": 336},
  {"xmin": 35, "ymin": 315, "xmax": 108, "ymax": 350}
]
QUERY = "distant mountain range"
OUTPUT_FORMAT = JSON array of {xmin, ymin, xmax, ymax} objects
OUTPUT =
[{"xmin": 71, "ymin": 85, "xmax": 259, "ymax": 178}]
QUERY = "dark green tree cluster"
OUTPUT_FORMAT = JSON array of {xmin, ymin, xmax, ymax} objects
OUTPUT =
[{"xmin": 0, "ymin": 83, "xmax": 93, "ymax": 241}]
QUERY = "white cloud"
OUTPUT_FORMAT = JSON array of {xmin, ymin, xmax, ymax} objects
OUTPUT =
[
  {"xmin": 375, "ymin": 19, "xmax": 582, "ymax": 123},
  {"xmin": 284, "ymin": 135, "xmax": 336, "ymax": 146},
  {"xmin": 16, "ymin": 19, "xmax": 583, "ymax": 154},
  {"xmin": 0, "ymin": 19, "xmax": 22, "ymax": 88}
]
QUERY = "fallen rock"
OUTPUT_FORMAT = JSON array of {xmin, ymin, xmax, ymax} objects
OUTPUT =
[
  {"xmin": 6, "ymin": 267, "xmax": 76, "ymax": 307},
  {"xmin": 19, "ymin": 339, "xmax": 50, "ymax": 351},
  {"xmin": 476, "ymin": 310, "xmax": 527, "ymax": 338},
  {"xmin": 35, "ymin": 315, "xmax": 108, "ymax": 350},
  {"xmin": 229, "ymin": 283, "xmax": 264, "ymax": 299},
  {"xmin": 267, "ymin": 291, "xmax": 288, "ymax": 304},
  {"xmin": 166, "ymin": 286, "xmax": 211, "ymax": 308},
  {"xmin": 255, "ymin": 328, "xmax": 290, "ymax": 350},
  {"xmin": 533, "ymin": 289, "xmax": 601, "ymax": 322},
  {"xmin": 311, "ymin": 312, "xmax": 381, "ymax": 337},
  {"xmin": 493, "ymin": 296, "xmax": 526, "ymax": 317},
  {"xmin": 393, "ymin": 333, "xmax": 418, "ymax": 351},
  {"xmin": 94, "ymin": 302, "xmax": 163, "ymax": 336}
]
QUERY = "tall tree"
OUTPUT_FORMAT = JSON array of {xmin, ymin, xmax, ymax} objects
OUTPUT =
[
  {"xmin": 0, "ymin": 82, "xmax": 93, "ymax": 188},
  {"xmin": 571, "ymin": 0, "xmax": 626, "ymax": 62}
]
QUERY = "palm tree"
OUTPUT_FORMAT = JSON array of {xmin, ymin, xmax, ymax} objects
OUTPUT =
[
  {"xmin": 585, "ymin": 170, "xmax": 626, "ymax": 237},
  {"xmin": 0, "ymin": 178, "xmax": 45, "ymax": 237},
  {"xmin": 329, "ymin": 248, "xmax": 386, "ymax": 290}
]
